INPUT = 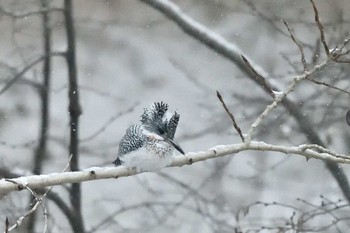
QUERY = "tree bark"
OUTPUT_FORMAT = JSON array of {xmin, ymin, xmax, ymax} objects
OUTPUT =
[
  {"xmin": 27, "ymin": 0, "xmax": 52, "ymax": 231},
  {"xmin": 64, "ymin": 0, "xmax": 84, "ymax": 232}
]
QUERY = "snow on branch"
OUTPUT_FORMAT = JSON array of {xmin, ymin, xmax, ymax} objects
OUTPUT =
[
  {"xmin": 245, "ymin": 60, "xmax": 328, "ymax": 143},
  {"xmin": 1, "ymin": 141, "xmax": 350, "ymax": 195}
]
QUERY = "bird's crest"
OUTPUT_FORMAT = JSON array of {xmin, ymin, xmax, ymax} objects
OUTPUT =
[{"xmin": 141, "ymin": 102, "xmax": 179, "ymax": 140}]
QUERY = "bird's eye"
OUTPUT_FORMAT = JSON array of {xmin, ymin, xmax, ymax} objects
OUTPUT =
[{"xmin": 158, "ymin": 128, "xmax": 165, "ymax": 135}]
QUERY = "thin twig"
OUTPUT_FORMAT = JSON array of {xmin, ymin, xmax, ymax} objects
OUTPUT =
[
  {"xmin": 0, "ymin": 52, "xmax": 65, "ymax": 95},
  {"xmin": 310, "ymin": 0, "xmax": 330, "ymax": 57},
  {"xmin": 216, "ymin": 91, "xmax": 245, "ymax": 142},
  {"xmin": 282, "ymin": 20, "xmax": 308, "ymax": 71},
  {"xmin": 80, "ymin": 102, "xmax": 139, "ymax": 142},
  {"xmin": 245, "ymin": 60, "xmax": 328, "ymax": 143},
  {"xmin": 0, "ymin": 7, "xmax": 62, "ymax": 19},
  {"xmin": 332, "ymin": 37, "xmax": 350, "ymax": 63},
  {"xmin": 307, "ymin": 79, "xmax": 350, "ymax": 95},
  {"xmin": 3, "ymin": 154, "xmax": 73, "ymax": 233},
  {"xmin": 335, "ymin": 37, "xmax": 350, "ymax": 56},
  {"xmin": 4, "ymin": 180, "xmax": 48, "ymax": 233}
]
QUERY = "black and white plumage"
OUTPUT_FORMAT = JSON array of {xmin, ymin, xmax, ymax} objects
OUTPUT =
[{"xmin": 114, "ymin": 102, "xmax": 184, "ymax": 172}]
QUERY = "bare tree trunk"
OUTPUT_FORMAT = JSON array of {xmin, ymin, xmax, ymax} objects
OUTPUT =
[
  {"xmin": 64, "ymin": 0, "xmax": 84, "ymax": 232},
  {"xmin": 27, "ymin": 0, "xmax": 52, "ymax": 231}
]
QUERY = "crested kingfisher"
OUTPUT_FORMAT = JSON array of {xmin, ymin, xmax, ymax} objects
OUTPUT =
[{"xmin": 113, "ymin": 102, "xmax": 185, "ymax": 172}]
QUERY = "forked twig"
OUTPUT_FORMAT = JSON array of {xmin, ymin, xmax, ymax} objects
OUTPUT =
[
  {"xmin": 216, "ymin": 91, "xmax": 245, "ymax": 142},
  {"xmin": 4, "ymin": 180, "xmax": 48, "ymax": 233},
  {"xmin": 282, "ymin": 20, "xmax": 308, "ymax": 71},
  {"xmin": 4, "ymin": 155, "xmax": 73, "ymax": 233}
]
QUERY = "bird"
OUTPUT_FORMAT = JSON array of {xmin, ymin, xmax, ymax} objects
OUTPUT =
[{"xmin": 113, "ymin": 102, "xmax": 185, "ymax": 172}]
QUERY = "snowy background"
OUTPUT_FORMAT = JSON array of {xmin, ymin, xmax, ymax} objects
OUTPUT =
[{"xmin": 0, "ymin": 0, "xmax": 350, "ymax": 232}]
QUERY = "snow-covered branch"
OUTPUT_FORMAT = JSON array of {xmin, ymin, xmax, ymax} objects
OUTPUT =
[
  {"xmin": 1, "ymin": 141, "xmax": 349, "ymax": 195},
  {"xmin": 139, "ymin": 0, "xmax": 267, "ymax": 78},
  {"xmin": 245, "ymin": 60, "xmax": 328, "ymax": 143}
]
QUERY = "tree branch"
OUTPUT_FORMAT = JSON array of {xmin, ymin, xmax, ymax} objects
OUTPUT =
[
  {"xmin": 0, "ymin": 52, "xmax": 65, "ymax": 95},
  {"xmin": 63, "ymin": 0, "xmax": 84, "ymax": 232},
  {"xmin": 216, "ymin": 91, "xmax": 245, "ymax": 142},
  {"xmin": 0, "ymin": 7, "xmax": 62, "ymax": 19},
  {"xmin": 139, "ymin": 0, "xmax": 264, "ymax": 78},
  {"xmin": 282, "ymin": 20, "xmax": 308, "ymax": 71},
  {"xmin": 28, "ymin": 1, "xmax": 53, "ymax": 231},
  {"xmin": 1, "ymin": 141, "xmax": 350, "ymax": 195},
  {"xmin": 310, "ymin": 0, "xmax": 330, "ymax": 57},
  {"xmin": 245, "ymin": 60, "xmax": 327, "ymax": 143}
]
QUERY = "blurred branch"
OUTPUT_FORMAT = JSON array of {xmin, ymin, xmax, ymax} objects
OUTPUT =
[
  {"xmin": 63, "ymin": 1, "xmax": 84, "ymax": 233},
  {"xmin": 33, "ymin": 0, "xmax": 52, "ymax": 175},
  {"xmin": 87, "ymin": 200, "xmax": 223, "ymax": 232},
  {"xmin": 28, "ymin": 1, "xmax": 53, "ymax": 230},
  {"xmin": 169, "ymin": 57, "xmax": 213, "ymax": 93},
  {"xmin": 154, "ymin": 171, "xmax": 218, "ymax": 227},
  {"xmin": 237, "ymin": 196, "xmax": 350, "ymax": 232},
  {"xmin": 80, "ymin": 102, "xmax": 139, "ymax": 143},
  {"xmin": 139, "ymin": 0, "xmax": 263, "ymax": 78},
  {"xmin": 0, "ymin": 7, "xmax": 62, "ymax": 19},
  {"xmin": 307, "ymin": 78, "xmax": 350, "ymax": 95},
  {"xmin": 0, "ymin": 52, "xmax": 65, "ymax": 95},
  {"xmin": 0, "ymin": 140, "xmax": 37, "ymax": 149},
  {"xmin": 2, "ymin": 141, "xmax": 350, "ymax": 195},
  {"xmin": 4, "ymin": 218, "xmax": 8, "ymax": 233}
]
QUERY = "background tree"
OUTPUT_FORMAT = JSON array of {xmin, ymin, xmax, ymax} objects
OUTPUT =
[{"xmin": 0, "ymin": 0, "xmax": 349, "ymax": 232}]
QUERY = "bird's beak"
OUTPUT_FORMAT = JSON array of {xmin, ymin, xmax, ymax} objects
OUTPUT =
[{"xmin": 165, "ymin": 138, "xmax": 185, "ymax": 155}]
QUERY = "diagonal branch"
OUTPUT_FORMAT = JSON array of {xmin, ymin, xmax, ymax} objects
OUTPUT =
[
  {"xmin": 139, "ymin": 0, "xmax": 264, "ymax": 78},
  {"xmin": 240, "ymin": 55, "xmax": 275, "ymax": 98},
  {"xmin": 282, "ymin": 20, "xmax": 308, "ymax": 71},
  {"xmin": 216, "ymin": 91, "xmax": 245, "ymax": 142},
  {"xmin": 80, "ymin": 102, "xmax": 139, "ymax": 143},
  {"xmin": 310, "ymin": 0, "xmax": 330, "ymax": 57},
  {"xmin": 0, "ymin": 52, "xmax": 65, "ymax": 95},
  {"xmin": 307, "ymin": 79, "xmax": 350, "ymax": 95}
]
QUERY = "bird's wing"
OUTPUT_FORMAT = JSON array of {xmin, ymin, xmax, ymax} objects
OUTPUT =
[{"xmin": 115, "ymin": 124, "xmax": 144, "ymax": 163}]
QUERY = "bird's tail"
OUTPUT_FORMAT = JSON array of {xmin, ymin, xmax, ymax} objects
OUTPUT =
[{"xmin": 113, "ymin": 157, "xmax": 122, "ymax": 166}]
